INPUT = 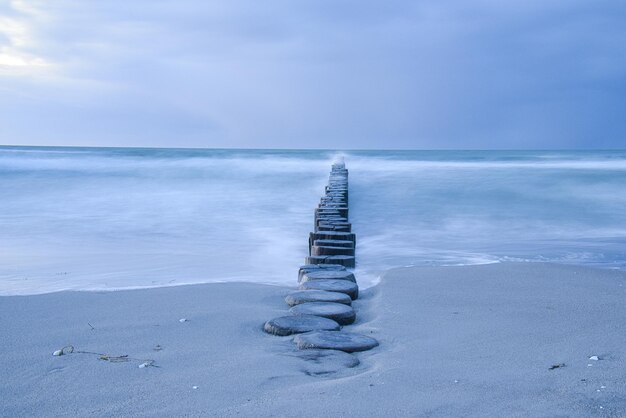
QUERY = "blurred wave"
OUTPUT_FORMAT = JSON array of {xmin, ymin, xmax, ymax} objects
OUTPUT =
[{"xmin": 1, "ymin": 147, "xmax": 625, "ymax": 295}]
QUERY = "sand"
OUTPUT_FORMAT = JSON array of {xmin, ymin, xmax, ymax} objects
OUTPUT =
[{"xmin": 1, "ymin": 262, "xmax": 625, "ymax": 417}]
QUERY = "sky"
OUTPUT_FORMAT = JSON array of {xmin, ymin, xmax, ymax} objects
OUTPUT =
[{"xmin": 0, "ymin": 0, "xmax": 624, "ymax": 149}]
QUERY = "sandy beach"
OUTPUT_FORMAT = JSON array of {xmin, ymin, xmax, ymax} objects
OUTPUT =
[{"xmin": 1, "ymin": 262, "xmax": 625, "ymax": 417}]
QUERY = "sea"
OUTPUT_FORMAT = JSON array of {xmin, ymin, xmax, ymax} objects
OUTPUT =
[{"xmin": 1, "ymin": 147, "xmax": 625, "ymax": 295}]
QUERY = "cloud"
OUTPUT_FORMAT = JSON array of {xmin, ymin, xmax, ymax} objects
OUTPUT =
[
  {"xmin": 0, "ymin": 0, "xmax": 625, "ymax": 148},
  {"xmin": 0, "ymin": 1, "xmax": 50, "ymax": 72}
]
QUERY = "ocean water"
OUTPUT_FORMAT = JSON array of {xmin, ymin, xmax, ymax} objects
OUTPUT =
[{"xmin": 1, "ymin": 147, "xmax": 625, "ymax": 295}]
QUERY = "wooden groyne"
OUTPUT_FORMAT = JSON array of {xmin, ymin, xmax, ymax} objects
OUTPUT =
[
  {"xmin": 306, "ymin": 162, "xmax": 356, "ymax": 267},
  {"xmin": 264, "ymin": 161, "xmax": 379, "ymax": 354}
]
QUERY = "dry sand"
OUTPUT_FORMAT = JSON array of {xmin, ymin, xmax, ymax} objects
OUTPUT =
[{"xmin": 1, "ymin": 262, "xmax": 625, "ymax": 417}]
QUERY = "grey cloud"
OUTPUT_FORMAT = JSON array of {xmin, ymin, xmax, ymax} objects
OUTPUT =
[{"xmin": 0, "ymin": 0, "xmax": 624, "ymax": 148}]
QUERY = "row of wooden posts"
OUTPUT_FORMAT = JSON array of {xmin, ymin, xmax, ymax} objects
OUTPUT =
[{"xmin": 263, "ymin": 161, "xmax": 379, "ymax": 354}]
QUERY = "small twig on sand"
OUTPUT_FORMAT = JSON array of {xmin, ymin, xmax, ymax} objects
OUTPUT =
[
  {"xmin": 99, "ymin": 354, "xmax": 129, "ymax": 363},
  {"xmin": 53, "ymin": 345, "xmax": 158, "ymax": 367}
]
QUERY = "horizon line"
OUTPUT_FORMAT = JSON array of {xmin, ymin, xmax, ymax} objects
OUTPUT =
[{"xmin": 1, "ymin": 144, "xmax": 625, "ymax": 152}]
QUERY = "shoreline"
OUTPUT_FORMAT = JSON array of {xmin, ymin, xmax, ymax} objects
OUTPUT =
[
  {"xmin": 1, "ymin": 262, "xmax": 626, "ymax": 416},
  {"xmin": 5, "ymin": 259, "xmax": 624, "ymax": 297}
]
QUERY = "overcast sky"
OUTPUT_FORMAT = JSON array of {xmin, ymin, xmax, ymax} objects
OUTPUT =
[{"xmin": 0, "ymin": 0, "xmax": 624, "ymax": 149}]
